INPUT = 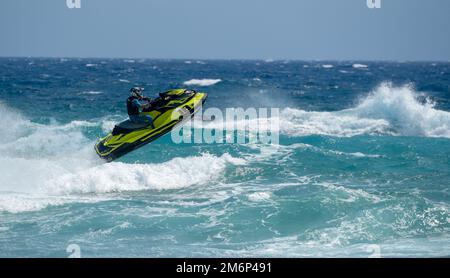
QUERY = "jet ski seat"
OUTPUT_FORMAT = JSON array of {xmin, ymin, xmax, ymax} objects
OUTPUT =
[{"xmin": 112, "ymin": 120, "xmax": 150, "ymax": 135}]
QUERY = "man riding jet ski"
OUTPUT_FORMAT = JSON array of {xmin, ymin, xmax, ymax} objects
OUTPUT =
[
  {"xmin": 127, "ymin": 87, "xmax": 155, "ymax": 129},
  {"xmin": 95, "ymin": 88, "xmax": 208, "ymax": 162}
]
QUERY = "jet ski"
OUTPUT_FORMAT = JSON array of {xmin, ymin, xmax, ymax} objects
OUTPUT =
[{"xmin": 95, "ymin": 89, "xmax": 207, "ymax": 161}]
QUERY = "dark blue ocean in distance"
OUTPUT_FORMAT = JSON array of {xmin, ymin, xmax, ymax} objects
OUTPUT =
[{"xmin": 0, "ymin": 58, "xmax": 449, "ymax": 257}]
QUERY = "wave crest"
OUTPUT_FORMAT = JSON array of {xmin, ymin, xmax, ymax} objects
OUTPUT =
[
  {"xmin": 196, "ymin": 83, "xmax": 450, "ymax": 138},
  {"xmin": 183, "ymin": 79, "xmax": 222, "ymax": 86},
  {"xmin": 284, "ymin": 83, "xmax": 450, "ymax": 137}
]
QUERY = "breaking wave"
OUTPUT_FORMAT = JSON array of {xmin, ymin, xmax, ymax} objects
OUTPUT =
[
  {"xmin": 0, "ymin": 103, "xmax": 244, "ymax": 213},
  {"xmin": 199, "ymin": 83, "xmax": 450, "ymax": 138}
]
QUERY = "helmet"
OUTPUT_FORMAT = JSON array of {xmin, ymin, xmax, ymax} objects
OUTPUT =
[{"xmin": 130, "ymin": 87, "xmax": 145, "ymax": 98}]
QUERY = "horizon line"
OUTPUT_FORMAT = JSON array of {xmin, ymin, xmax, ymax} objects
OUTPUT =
[{"xmin": 1, "ymin": 55, "xmax": 449, "ymax": 63}]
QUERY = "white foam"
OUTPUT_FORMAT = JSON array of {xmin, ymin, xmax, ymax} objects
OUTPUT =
[
  {"xmin": 79, "ymin": 91, "xmax": 103, "ymax": 95},
  {"xmin": 0, "ymin": 152, "xmax": 244, "ymax": 213},
  {"xmin": 118, "ymin": 79, "xmax": 130, "ymax": 83},
  {"xmin": 100, "ymin": 120, "xmax": 118, "ymax": 133},
  {"xmin": 85, "ymin": 64, "xmax": 97, "ymax": 67},
  {"xmin": 288, "ymin": 83, "xmax": 450, "ymax": 137},
  {"xmin": 0, "ymin": 150, "xmax": 243, "ymax": 213},
  {"xmin": 223, "ymin": 232, "xmax": 450, "ymax": 257},
  {"xmin": 322, "ymin": 64, "xmax": 334, "ymax": 69},
  {"xmin": 183, "ymin": 79, "xmax": 222, "ymax": 86},
  {"xmin": 353, "ymin": 63, "xmax": 368, "ymax": 68},
  {"xmin": 319, "ymin": 182, "xmax": 382, "ymax": 204},
  {"xmin": 0, "ymin": 193, "xmax": 108, "ymax": 214},
  {"xmin": 328, "ymin": 151, "xmax": 382, "ymax": 158},
  {"xmin": 248, "ymin": 192, "xmax": 271, "ymax": 202},
  {"xmin": 279, "ymin": 108, "xmax": 391, "ymax": 137},
  {"xmin": 349, "ymin": 83, "xmax": 450, "ymax": 137},
  {"xmin": 46, "ymin": 153, "xmax": 245, "ymax": 195},
  {"xmin": 0, "ymin": 104, "xmax": 244, "ymax": 213}
]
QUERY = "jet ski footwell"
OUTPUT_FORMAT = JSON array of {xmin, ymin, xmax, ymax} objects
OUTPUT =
[{"xmin": 95, "ymin": 89, "xmax": 207, "ymax": 162}]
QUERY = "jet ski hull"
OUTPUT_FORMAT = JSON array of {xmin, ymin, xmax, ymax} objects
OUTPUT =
[{"xmin": 95, "ymin": 89, "xmax": 207, "ymax": 162}]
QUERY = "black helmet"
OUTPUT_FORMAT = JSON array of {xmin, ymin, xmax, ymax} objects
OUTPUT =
[{"xmin": 130, "ymin": 87, "xmax": 145, "ymax": 98}]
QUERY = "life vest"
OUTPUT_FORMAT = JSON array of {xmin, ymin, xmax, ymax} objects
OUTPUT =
[{"xmin": 127, "ymin": 96, "xmax": 140, "ymax": 116}]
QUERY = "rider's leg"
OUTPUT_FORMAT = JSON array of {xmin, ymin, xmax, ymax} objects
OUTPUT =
[
  {"xmin": 129, "ymin": 115, "xmax": 140, "ymax": 123},
  {"xmin": 143, "ymin": 115, "xmax": 155, "ymax": 129},
  {"xmin": 129, "ymin": 115, "xmax": 154, "ymax": 128}
]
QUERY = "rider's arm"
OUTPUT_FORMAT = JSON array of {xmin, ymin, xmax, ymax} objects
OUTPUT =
[
  {"xmin": 132, "ymin": 99, "xmax": 144, "ymax": 108},
  {"xmin": 132, "ymin": 99, "xmax": 151, "ymax": 110}
]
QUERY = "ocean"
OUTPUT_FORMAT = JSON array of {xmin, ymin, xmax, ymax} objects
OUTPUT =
[{"xmin": 0, "ymin": 58, "xmax": 449, "ymax": 257}]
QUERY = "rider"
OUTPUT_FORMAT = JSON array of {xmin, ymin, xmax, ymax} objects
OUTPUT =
[{"xmin": 127, "ymin": 87, "xmax": 155, "ymax": 129}]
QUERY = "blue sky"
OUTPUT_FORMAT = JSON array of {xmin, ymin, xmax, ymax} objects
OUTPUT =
[{"xmin": 1, "ymin": 0, "xmax": 449, "ymax": 60}]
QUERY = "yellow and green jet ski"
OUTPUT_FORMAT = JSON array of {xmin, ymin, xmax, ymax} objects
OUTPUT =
[{"xmin": 95, "ymin": 89, "xmax": 207, "ymax": 162}]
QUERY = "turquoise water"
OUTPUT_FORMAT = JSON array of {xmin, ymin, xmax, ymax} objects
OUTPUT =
[{"xmin": 0, "ymin": 58, "xmax": 449, "ymax": 257}]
